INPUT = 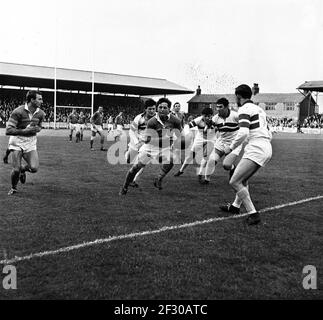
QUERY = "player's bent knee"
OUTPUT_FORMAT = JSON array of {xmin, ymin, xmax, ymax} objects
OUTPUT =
[
  {"xmin": 229, "ymin": 178, "xmax": 241, "ymax": 191},
  {"xmin": 29, "ymin": 165, "xmax": 38, "ymax": 173}
]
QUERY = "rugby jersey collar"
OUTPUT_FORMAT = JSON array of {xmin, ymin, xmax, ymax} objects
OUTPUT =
[
  {"xmin": 241, "ymin": 100, "xmax": 253, "ymax": 106},
  {"xmin": 156, "ymin": 113, "xmax": 170, "ymax": 126},
  {"xmin": 24, "ymin": 103, "xmax": 40, "ymax": 116}
]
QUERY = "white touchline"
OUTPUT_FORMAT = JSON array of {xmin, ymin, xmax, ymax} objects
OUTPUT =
[{"xmin": 1, "ymin": 195, "xmax": 322, "ymax": 265}]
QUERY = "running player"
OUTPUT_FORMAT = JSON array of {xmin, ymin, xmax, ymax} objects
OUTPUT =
[
  {"xmin": 77, "ymin": 111, "xmax": 87, "ymax": 142},
  {"xmin": 119, "ymin": 98, "xmax": 182, "ymax": 195},
  {"xmin": 114, "ymin": 112, "xmax": 124, "ymax": 141},
  {"xmin": 107, "ymin": 115, "xmax": 114, "ymax": 134},
  {"xmin": 173, "ymin": 107, "xmax": 216, "ymax": 182},
  {"xmin": 6, "ymin": 90, "xmax": 45, "ymax": 195},
  {"xmin": 124, "ymin": 99, "xmax": 156, "ymax": 187},
  {"xmin": 90, "ymin": 106, "xmax": 106, "ymax": 151},
  {"xmin": 68, "ymin": 108, "xmax": 79, "ymax": 142},
  {"xmin": 220, "ymin": 84, "xmax": 272, "ymax": 225},
  {"xmin": 201, "ymin": 98, "xmax": 242, "ymax": 184}
]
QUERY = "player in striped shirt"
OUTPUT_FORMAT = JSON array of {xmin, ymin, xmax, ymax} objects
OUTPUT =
[
  {"xmin": 5, "ymin": 90, "xmax": 45, "ymax": 195},
  {"xmin": 201, "ymin": 98, "xmax": 243, "ymax": 184},
  {"xmin": 90, "ymin": 106, "xmax": 106, "ymax": 151},
  {"xmin": 173, "ymin": 107, "xmax": 216, "ymax": 182},
  {"xmin": 221, "ymin": 84, "xmax": 272, "ymax": 225},
  {"xmin": 124, "ymin": 99, "xmax": 156, "ymax": 187}
]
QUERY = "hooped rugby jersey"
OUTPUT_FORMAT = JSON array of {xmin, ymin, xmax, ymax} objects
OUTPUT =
[
  {"xmin": 188, "ymin": 116, "xmax": 216, "ymax": 141},
  {"xmin": 130, "ymin": 112, "xmax": 154, "ymax": 142},
  {"xmin": 212, "ymin": 110, "xmax": 239, "ymax": 144},
  {"xmin": 6, "ymin": 104, "xmax": 45, "ymax": 136},
  {"xmin": 238, "ymin": 101, "xmax": 272, "ymax": 141}
]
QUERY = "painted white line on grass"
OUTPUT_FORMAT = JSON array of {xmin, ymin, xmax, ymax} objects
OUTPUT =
[{"xmin": 1, "ymin": 195, "xmax": 322, "ymax": 265}]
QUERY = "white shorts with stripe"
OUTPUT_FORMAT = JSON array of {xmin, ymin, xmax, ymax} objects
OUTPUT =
[
  {"xmin": 242, "ymin": 138, "xmax": 272, "ymax": 167},
  {"xmin": 8, "ymin": 135, "xmax": 37, "ymax": 153}
]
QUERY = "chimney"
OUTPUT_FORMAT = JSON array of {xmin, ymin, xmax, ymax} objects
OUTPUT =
[
  {"xmin": 252, "ymin": 83, "xmax": 259, "ymax": 95},
  {"xmin": 196, "ymin": 85, "xmax": 201, "ymax": 95}
]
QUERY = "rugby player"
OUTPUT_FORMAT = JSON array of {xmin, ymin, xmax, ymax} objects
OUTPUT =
[
  {"xmin": 114, "ymin": 112, "xmax": 124, "ymax": 142},
  {"xmin": 119, "ymin": 98, "xmax": 182, "ymax": 195},
  {"xmin": 124, "ymin": 98, "xmax": 156, "ymax": 187},
  {"xmin": 90, "ymin": 106, "xmax": 106, "ymax": 151},
  {"xmin": 172, "ymin": 102, "xmax": 185, "ymax": 128},
  {"xmin": 221, "ymin": 84, "xmax": 272, "ymax": 225},
  {"xmin": 174, "ymin": 107, "xmax": 216, "ymax": 183},
  {"xmin": 107, "ymin": 115, "xmax": 114, "ymax": 134},
  {"xmin": 201, "ymin": 98, "xmax": 242, "ymax": 184},
  {"xmin": 6, "ymin": 90, "xmax": 45, "ymax": 195},
  {"xmin": 77, "ymin": 111, "xmax": 87, "ymax": 142},
  {"xmin": 68, "ymin": 108, "xmax": 79, "ymax": 142}
]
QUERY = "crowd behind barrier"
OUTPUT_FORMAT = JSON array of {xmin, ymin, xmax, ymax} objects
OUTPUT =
[
  {"xmin": 1, "ymin": 97, "xmax": 322, "ymax": 133},
  {"xmin": 267, "ymin": 114, "xmax": 323, "ymax": 129},
  {"xmin": 0, "ymin": 96, "xmax": 144, "ymax": 127}
]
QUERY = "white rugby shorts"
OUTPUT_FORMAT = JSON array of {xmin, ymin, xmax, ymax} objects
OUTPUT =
[
  {"xmin": 91, "ymin": 124, "xmax": 104, "ymax": 134},
  {"xmin": 9, "ymin": 135, "xmax": 37, "ymax": 153},
  {"xmin": 137, "ymin": 144, "xmax": 173, "ymax": 165},
  {"xmin": 242, "ymin": 138, "xmax": 272, "ymax": 167},
  {"xmin": 69, "ymin": 123, "xmax": 77, "ymax": 130}
]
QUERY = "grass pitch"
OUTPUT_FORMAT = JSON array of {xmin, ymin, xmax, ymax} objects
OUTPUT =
[{"xmin": 0, "ymin": 130, "xmax": 322, "ymax": 299}]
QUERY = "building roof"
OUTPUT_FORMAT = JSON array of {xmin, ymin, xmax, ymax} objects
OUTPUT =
[
  {"xmin": 188, "ymin": 93, "xmax": 306, "ymax": 104},
  {"xmin": 297, "ymin": 81, "xmax": 323, "ymax": 92},
  {"xmin": 0, "ymin": 62, "xmax": 194, "ymax": 96}
]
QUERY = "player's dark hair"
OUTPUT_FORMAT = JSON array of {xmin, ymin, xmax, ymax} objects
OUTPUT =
[
  {"xmin": 201, "ymin": 107, "xmax": 213, "ymax": 116},
  {"xmin": 26, "ymin": 90, "xmax": 42, "ymax": 103},
  {"xmin": 216, "ymin": 98, "xmax": 229, "ymax": 107},
  {"xmin": 144, "ymin": 98, "xmax": 156, "ymax": 109},
  {"xmin": 235, "ymin": 84, "xmax": 252, "ymax": 99},
  {"xmin": 173, "ymin": 102, "xmax": 180, "ymax": 107},
  {"xmin": 157, "ymin": 97, "xmax": 171, "ymax": 108}
]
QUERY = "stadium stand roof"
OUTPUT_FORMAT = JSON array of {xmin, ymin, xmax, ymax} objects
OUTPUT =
[
  {"xmin": 0, "ymin": 62, "xmax": 194, "ymax": 96},
  {"xmin": 297, "ymin": 81, "xmax": 323, "ymax": 92},
  {"xmin": 188, "ymin": 93, "xmax": 306, "ymax": 104}
]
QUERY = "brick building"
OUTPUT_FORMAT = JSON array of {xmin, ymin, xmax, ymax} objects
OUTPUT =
[{"xmin": 187, "ymin": 85, "xmax": 317, "ymax": 122}]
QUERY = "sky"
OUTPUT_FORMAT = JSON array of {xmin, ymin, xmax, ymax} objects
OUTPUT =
[{"xmin": 0, "ymin": 0, "xmax": 322, "ymax": 112}]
